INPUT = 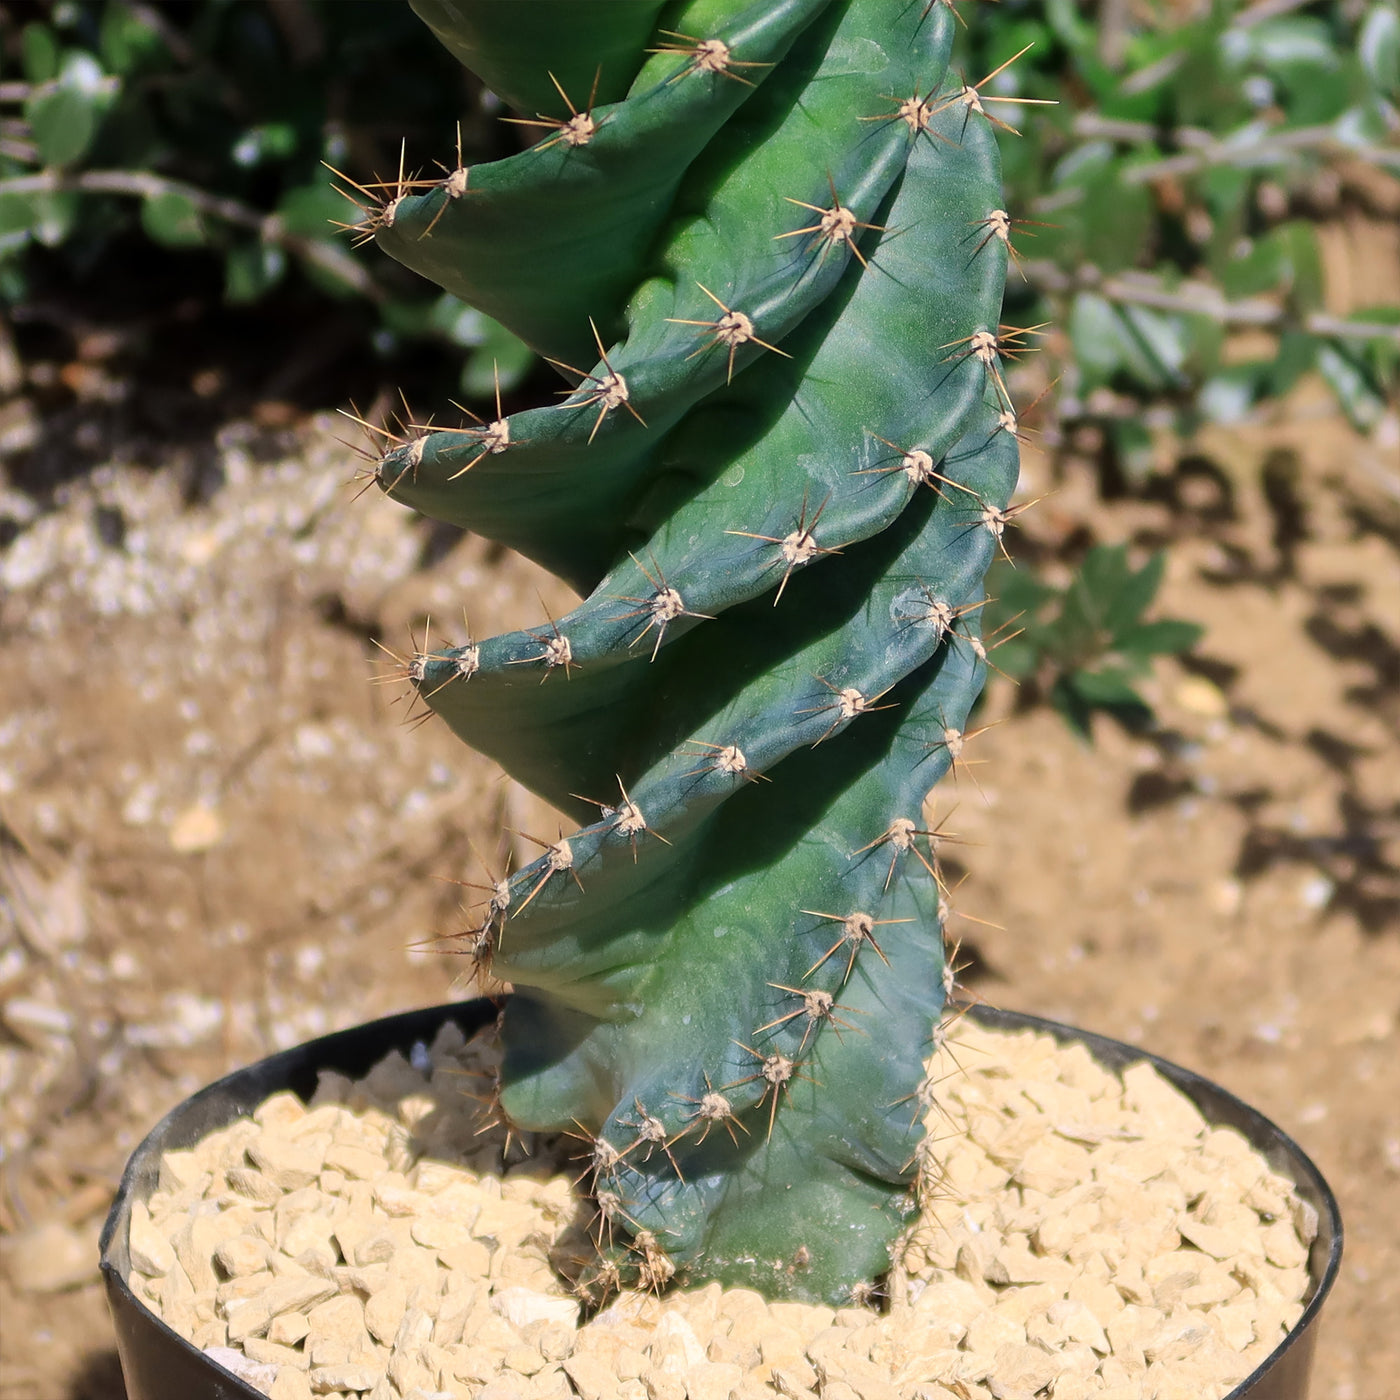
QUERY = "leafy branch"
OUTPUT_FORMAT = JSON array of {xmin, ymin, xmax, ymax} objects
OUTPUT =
[{"xmin": 985, "ymin": 546, "xmax": 1204, "ymax": 740}]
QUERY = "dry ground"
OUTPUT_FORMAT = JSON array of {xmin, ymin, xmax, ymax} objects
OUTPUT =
[{"xmin": 0, "ymin": 382, "xmax": 1396, "ymax": 1399}]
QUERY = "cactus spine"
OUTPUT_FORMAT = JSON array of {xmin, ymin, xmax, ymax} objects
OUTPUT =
[{"xmin": 354, "ymin": 0, "xmax": 1020, "ymax": 1305}]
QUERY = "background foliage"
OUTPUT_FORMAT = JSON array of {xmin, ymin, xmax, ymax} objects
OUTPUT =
[{"xmin": 3, "ymin": 0, "xmax": 1396, "ymax": 727}]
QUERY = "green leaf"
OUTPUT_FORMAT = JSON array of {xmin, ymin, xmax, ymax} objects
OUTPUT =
[
  {"xmin": 26, "ymin": 52, "xmax": 111, "ymax": 168},
  {"xmin": 232, "ymin": 123, "xmax": 299, "ymax": 168},
  {"xmin": 988, "ymin": 637, "xmax": 1038, "ymax": 681},
  {"xmin": 224, "ymin": 240, "xmax": 286, "ymax": 304},
  {"xmin": 1221, "ymin": 222, "xmax": 1324, "ymax": 310},
  {"xmin": 1050, "ymin": 674, "xmax": 1095, "ymax": 741},
  {"xmin": 1116, "ymin": 618, "xmax": 1204, "ymax": 656},
  {"xmin": 1240, "ymin": 17, "xmax": 1340, "ymax": 75},
  {"xmin": 1267, "ymin": 331, "xmax": 1316, "ymax": 399},
  {"xmin": 1103, "ymin": 550, "xmax": 1165, "ymax": 638},
  {"xmin": 296, "ymin": 244, "xmax": 363, "ymax": 300},
  {"xmin": 463, "ymin": 323, "xmax": 535, "ymax": 398},
  {"xmin": 141, "ymin": 189, "xmax": 204, "ymax": 247},
  {"xmin": 1069, "ymin": 294, "xmax": 1187, "ymax": 394},
  {"xmin": 427, "ymin": 294, "xmax": 490, "ymax": 348},
  {"xmin": 0, "ymin": 189, "xmax": 77, "ymax": 245},
  {"xmin": 984, "ymin": 559, "xmax": 1053, "ymax": 647},
  {"xmin": 1070, "ymin": 667, "xmax": 1151, "ymax": 707},
  {"xmin": 1317, "ymin": 340, "xmax": 1389, "ymax": 433},
  {"xmin": 1359, "ymin": 4, "xmax": 1400, "ymax": 91},
  {"xmin": 1108, "ymin": 418, "xmax": 1155, "ymax": 489},
  {"xmin": 1219, "ymin": 230, "xmax": 1286, "ymax": 301},
  {"xmin": 21, "ymin": 23, "xmax": 60, "ymax": 84},
  {"xmin": 99, "ymin": 1, "xmax": 167, "ymax": 76},
  {"xmin": 277, "ymin": 182, "xmax": 350, "ymax": 240},
  {"xmin": 1199, "ymin": 364, "xmax": 1265, "ymax": 424}
]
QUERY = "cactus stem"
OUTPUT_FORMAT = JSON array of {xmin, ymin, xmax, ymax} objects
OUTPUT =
[
  {"xmin": 858, "ymin": 87, "xmax": 955, "ymax": 146},
  {"xmin": 502, "ymin": 69, "xmax": 607, "ymax": 151},
  {"xmin": 590, "ymin": 1189, "xmax": 637, "ymax": 1248},
  {"xmin": 505, "ymin": 607, "xmax": 577, "ymax": 681},
  {"xmin": 965, "ymin": 209, "xmax": 1056, "ymax": 281},
  {"xmin": 795, "ymin": 675, "xmax": 898, "ymax": 745},
  {"xmin": 894, "ymin": 586, "xmax": 987, "ymax": 640},
  {"xmin": 463, "ymin": 1064, "xmax": 530, "ymax": 1162},
  {"xmin": 447, "ymin": 840, "xmax": 514, "ymax": 914},
  {"xmin": 648, "ymin": 31, "xmax": 771, "ymax": 88},
  {"xmin": 666, "ymin": 282, "xmax": 792, "ymax": 384},
  {"xmin": 565, "ymin": 1119, "xmax": 624, "ymax": 1188},
  {"xmin": 801, "ymin": 909, "xmax": 908, "ymax": 983},
  {"xmin": 418, "ymin": 122, "xmax": 470, "ymax": 239},
  {"xmin": 759, "ymin": 984, "xmax": 864, "ymax": 1053},
  {"xmin": 725, "ymin": 490, "xmax": 841, "ymax": 605},
  {"xmin": 921, "ymin": 715, "xmax": 1000, "ymax": 802},
  {"xmin": 979, "ymin": 495, "xmax": 1045, "ymax": 565},
  {"xmin": 959, "ymin": 611, "xmax": 1026, "ymax": 681},
  {"xmin": 728, "ymin": 1042, "xmax": 806, "ymax": 1141},
  {"xmin": 921, "ymin": 0, "xmax": 968, "ymax": 31},
  {"xmin": 611, "ymin": 552, "xmax": 713, "ymax": 660},
  {"xmin": 856, "ymin": 431, "xmax": 939, "ymax": 488},
  {"xmin": 331, "ymin": 143, "xmax": 429, "ymax": 241},
  {"xmin": 852, "ymin": 815, "xmax": 948, "ymax": 892},
  {"xmin": 545, "ymin": 319, "xmax": 647, "ymax": 442},
  {"xmin": 775, "ymin": 181, "xmax": 886, "ymax": 271},
  {"xmin": 859, "ymin": 432, "xmax": 988, "ymax": 513},
  {"xmin": 511, "ymin": 829, "xmax": 583, "ymax": 912},
  {"xmin": 926, "ymin": 46, "xmax": 1057, "ymax": 139},
  {"xmin": 412, "ymin": 368, "xmax": 512, "ymax": 480},
  {"xmin": 671, "ymin": 1075, "xmax": 749, "ymax": 1147},
  {"xmin": 632, "ymin": 1230, "xmax": 678, "ymax": 1293},
  {"xmin": 436, "ymin": 915, "xmax": 496, "ymax": 982},
  {"xmin": 617, "ymin": 1098, "xmax": 686, "ymax": 1180},
  {"xmin": 677, "ymin": 739, "xmax": 769, "ymax": 784},
  {"xmin": 573, "ymin": 778, "xmax": 672, "ymax": 860},
  {"xmin": 336, "ymin": 398, "xmax": 426, "ymax": 499},
  {"xmin": 992, "ymin": 377, "xmax": 1057, "ymax": 447},
  {"xmin": 324, "ymin": 146, "xmax": 435, "ymax": 247}
]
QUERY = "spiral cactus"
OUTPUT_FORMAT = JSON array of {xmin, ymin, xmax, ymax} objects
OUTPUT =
[{"xmin": 348, "ymin": 0, "xmax": 1021, "ymax": 1305}]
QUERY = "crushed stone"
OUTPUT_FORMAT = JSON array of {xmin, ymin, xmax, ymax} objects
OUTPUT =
[{"xmin": 123, "ymin": 1016, "xmax": 1316, "ymax": 1400}]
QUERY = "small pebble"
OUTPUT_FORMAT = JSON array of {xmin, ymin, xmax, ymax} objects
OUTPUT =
[{"xmin": 125, "ymin": 1019, "xmax": 1314, "ymax": 1400}]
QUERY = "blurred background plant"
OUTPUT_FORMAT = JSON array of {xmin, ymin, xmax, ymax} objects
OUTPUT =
[
  {"xmin": 0, "ymin": 0, "xmax": 532, "ymax": 502},
  {"xmin": 970, "ymin": 0, "xmax": 1399, "ymax": 459},
  {"xmin": 984, "ymin": 546, "xmax": 1205, "ymax": 736},
  {"xmin": 2, "ymin": 0, "xmax": 1396, "ymax": 729}
]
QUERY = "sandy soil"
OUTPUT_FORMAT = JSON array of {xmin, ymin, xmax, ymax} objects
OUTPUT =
[{"xmin": 0, "ymin": 381, "xmax": 1396, "ymax": 1400}]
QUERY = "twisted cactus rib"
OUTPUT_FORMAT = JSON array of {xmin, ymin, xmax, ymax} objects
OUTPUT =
[{"xmin": 361, "ymin": 0, "xmax": 1019, "ymax": 1303}]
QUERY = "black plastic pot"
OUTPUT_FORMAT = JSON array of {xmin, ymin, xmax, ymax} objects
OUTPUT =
[{"xmin": 100, "ymin": 1002, "xmax": 1342, "ymax": 1400}]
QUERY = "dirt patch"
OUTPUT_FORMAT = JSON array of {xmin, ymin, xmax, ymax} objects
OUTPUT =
[{"xmin": 0, "ymin": 385, "xmax": 1396, "ymax": 1399}]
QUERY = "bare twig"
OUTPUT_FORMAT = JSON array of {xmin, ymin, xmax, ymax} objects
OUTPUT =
[
  {"xmin": 1236, "ymin": 0, "xmax": 1320, "ymax": 29},
  {"xmin": 0, "ymin": 168, "xmax": 378, "ymax": 297},
  {"xmin": 1067, "ymin": 114, "xmax": 1400, "ymax": 178},
  {"xmin": 1022, "ymin": 260, "xmax": 1400, "ymax": 345}
]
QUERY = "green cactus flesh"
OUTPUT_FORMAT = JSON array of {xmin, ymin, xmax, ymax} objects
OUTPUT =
[{"xmin": 364, "ymin": 0, "xmax": 1019, "ymax": 1304}]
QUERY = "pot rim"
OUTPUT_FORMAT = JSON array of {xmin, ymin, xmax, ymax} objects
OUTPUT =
[{"xmin": 100, "ymin": 999, "xmax": 1343, "ymax": 1400}]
